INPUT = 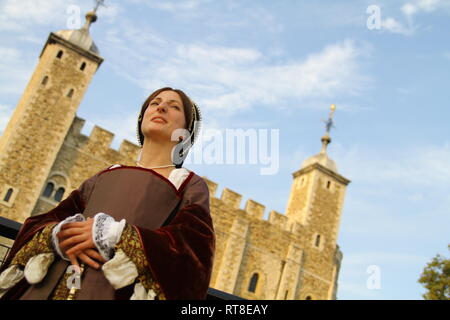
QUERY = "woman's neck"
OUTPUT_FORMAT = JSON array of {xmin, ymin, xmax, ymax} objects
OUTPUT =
[{"xmin": 138, "ymin": 138, "xmax": 177, "ymax": 169}]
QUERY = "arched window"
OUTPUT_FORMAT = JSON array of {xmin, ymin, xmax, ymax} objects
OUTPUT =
[
  {"xmin": 327, "ymin": 181, "xmax": 331, "ymax": 189},
  {"xmin": 3, "ymin": 188, "xmax": 13, "ymax": 202},
  {"xmin": 305, "ymin": 295, "xmax": 312, "ymax": 300},
  {"xmin": 248, "ymin": 273, "xmax": 259, "ymax": 293},
  {"xmin": 80, "ymin": 62, "xmax": 86, "ymax": 71},
  {"xmin": 315, "ymin": 234, "xmax": 321, "ymax": 247},
  {"xmin": 56, "ymin": 50, "xmax": 63, "ymax": 59},
  {"xmin": 41, "ymin": 76, "xmax": 48, "ymax": 85},
  {"xmin": 54, "ymin": 187, "xmax": 65, "ymax": 202},
  {"xmin": 67, "ymin": 89, "xmax": 74, "ymax": 98},
  {"xmin": 43, "ymin": 182, "xmax": 54, "ymax": 198}
]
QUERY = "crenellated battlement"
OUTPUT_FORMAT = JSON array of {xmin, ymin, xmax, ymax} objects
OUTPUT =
[
  {"xmin": 200, "ymin": 176, "xmax": 294, "ymax": 232},
  {"xmin": 67, "ymin": 116, "xmax": 140, "ymax": 162},
  {"xmin": 245, "ymin": 199, "xmax": 265, "ymax": 220},
  {"xmin": 269, "ymin": 210, "xmax": 289, "ymax": 231}
]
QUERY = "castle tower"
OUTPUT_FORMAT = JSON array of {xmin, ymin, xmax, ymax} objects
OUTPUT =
[
  {"xmin": 0, "ymin": 5, "xmax": 104, "ymax": 222},
  {"xmin": 285, "ymin": 104, "xmax": 350, "ymax": 299}
]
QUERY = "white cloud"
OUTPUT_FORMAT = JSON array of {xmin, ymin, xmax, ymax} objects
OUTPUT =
[
  {"xmin": 375, "ymin": 0, "xmax": 450, "ymax": 36},
  {"xmin": 0, "ymin": 0, "xmax": 67, "ymax": 31},
  {"xmin": 0, "ymin": 46, "xmax": 35, "ymax": 95},
  {"xmin": 381, "ymin": 17, "xmax": 415, "ymax": 36},
  {"xmin": 0, "ymin": 0, "xmax": 120, "ymax": 32},
  {"xmin": 401, "ymin": 0, "xmax": 450, "ymax": 18},
  {"xmin": 401, "ymin": 3, "xmax": 418, "ymax": 17},
  {"xmin": 103, "ymin": 18, "xmax": 371, "ymax": 120}
]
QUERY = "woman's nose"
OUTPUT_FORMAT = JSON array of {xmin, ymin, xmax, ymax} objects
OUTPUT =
[{"xmin": 157, "ymin": 104, "xmax": 168, "ymax": 112}]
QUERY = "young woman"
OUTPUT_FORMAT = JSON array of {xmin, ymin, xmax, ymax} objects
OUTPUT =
[{"xmin": 0, "ymin": 87, "xmax": 215, "ymax": 300}]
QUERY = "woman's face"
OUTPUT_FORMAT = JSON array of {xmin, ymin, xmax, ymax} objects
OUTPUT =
[{"xmin": 141, "ymin": 90, "xmax": 187, "ymax": 143}]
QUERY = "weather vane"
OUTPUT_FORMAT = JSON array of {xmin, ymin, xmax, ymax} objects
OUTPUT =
[
  {"xmin": 323, "ymin": 104, "xmax": 336, "ymax": 133},
  {"xmin": 93, "ymin": 0, "xmax": 106, "ymax": 12}
]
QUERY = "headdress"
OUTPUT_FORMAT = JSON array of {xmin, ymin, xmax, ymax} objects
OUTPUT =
[{"xmin": 136, "ymin": 92, "xmax": 202, "ymax": 168}]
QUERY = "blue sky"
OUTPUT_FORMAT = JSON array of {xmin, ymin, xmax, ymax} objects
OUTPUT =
[{"xmin": 1, "ymin": 0, "xmax": 449, "ymax": 299}]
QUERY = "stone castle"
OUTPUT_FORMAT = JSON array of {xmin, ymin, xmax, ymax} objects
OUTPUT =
[{"xmin": 0, "ymin": 8, "xmax": 350, "ymax": 300}]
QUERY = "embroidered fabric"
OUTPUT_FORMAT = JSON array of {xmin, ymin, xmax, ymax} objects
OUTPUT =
[
  {"xmin": 51, "ymin": 213, "xmax": 86, "ymax": 261},
  {"xmin": 92, "ymin": 213, "xmax": 126, "ymax": 261}
]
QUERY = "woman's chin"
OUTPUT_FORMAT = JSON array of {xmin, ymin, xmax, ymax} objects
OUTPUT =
[{"xmin": 142, "ymin": 130, "xmax": 172, "ymax": 143}]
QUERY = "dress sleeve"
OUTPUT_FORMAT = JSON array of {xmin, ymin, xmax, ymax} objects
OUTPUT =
[
  {"xmin": 126, "ymin": 176, "xmax": 215, "ymax": 300},
  {"xmin": 0, "ymin": 169, "xmax": 101, "ymax": 275}
]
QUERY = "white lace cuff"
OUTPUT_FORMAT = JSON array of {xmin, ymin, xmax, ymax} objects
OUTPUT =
[
  {"xmin": 102, "ymin": 249, "xmax": 138, "ymax": 290},
  {"xmin": 51, "ymin": 213, "xmax": 86, "ymax": 261},
  {"xmin": 92, "ymin": 213, "xmax": 126, "ymax": 261},
  {"xmin": 24, "ymin": 253, "xmax": 55, "ymax": 284}
]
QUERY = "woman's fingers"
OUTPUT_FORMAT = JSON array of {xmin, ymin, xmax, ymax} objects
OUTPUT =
[
  {"xmin": 65, "ymin": 238, "xmax": 95, "ymax": 256},
  {"xmin": 61, "ymin": 221, "xmax": 87, "ymax": 230},
  {"xmin": 84, "ymin": 249, "xmax": 107, "ymax": 263},
  {"xmin": 78, "ymin": 252, "xmax": 100, "ymax": 270},
  {"xmin": 57, "ymin": 227, "xmax": 84, "ymax": 241},
  {"xmin": 59, "ymin": 234, "xmax": 87, "ymax": 251},
  {"xmin": 68, "ymin": 254, "xmax": 80, "ymax": 270}
]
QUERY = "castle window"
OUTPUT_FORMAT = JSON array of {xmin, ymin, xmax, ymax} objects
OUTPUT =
[
  {"xmin": 80, "ymin": 62, "xmax": 86, "ymax": 71},
  {"xmin": 67, "ymin": 89, "xmax": 74, "ymax": 98},
  {"xmin": 56, "ymin": 50, "xmax": 63, "ymax": 59},
  {"xmin": 3, "ymin": 188, "xmax": 13, "ymax": 202},
  {"xmin": 1, "ymin": 186, "xmax": 18, "ymax": 207},
  {"xmin": 305, "ymin": 295, "xmax": 312, "ymax": 300},
  {"xmin": 43, "ymin": 182, "xmax": 54, "ymax": 198},
  {"xmin": 41, "ymin": 76, "xmax": 48, "ymax": 86},
  {"xmin": 248, "ymin": 273, "xmax": 259, "ymax": 293},
  {"xmin": 284, "ymin": 290, "xmax": 289, "ymax": 300},
  {"xmin": 54, "ymin": 187, "xmax": 65, "ymax": 202},
  {"xmin": 315, "ymin": 234, "xmax": 321, "ymax": 247},
  {"xmin": 327, "ymin": 181, "xmax": 331, "ymax": 189}
]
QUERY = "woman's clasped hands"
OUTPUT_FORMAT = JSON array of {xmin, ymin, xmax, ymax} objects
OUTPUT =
[{"xmin": 57, "ymin": 217, "xmax": 107, "ymax": 270}]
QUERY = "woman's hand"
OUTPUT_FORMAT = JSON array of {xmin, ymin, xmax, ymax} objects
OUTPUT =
[
  {"xmin": 57, "ymin": 218, "xmax": 107, "ymax": 269},
  {"xmin": 67, "ymin": 249, "xmax": 107, "ymax": 270}
]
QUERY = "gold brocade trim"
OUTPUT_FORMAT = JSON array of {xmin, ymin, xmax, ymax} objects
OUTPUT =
[
  {"xmin": 115, "ymin": 223, "xmax": 166, "ymax": 300},
  {"xmin": 50, "ymin": 269, "xmax": 72, "ymax": 300},
  {"xmin": 10, "ymin": 223, "xmax": 56, "ymax": 267}
]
